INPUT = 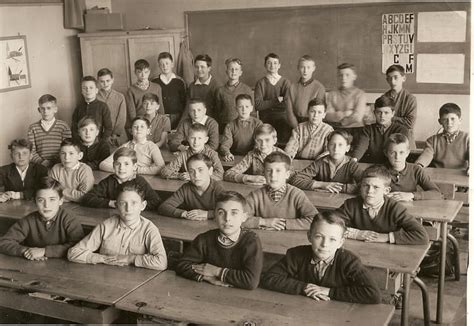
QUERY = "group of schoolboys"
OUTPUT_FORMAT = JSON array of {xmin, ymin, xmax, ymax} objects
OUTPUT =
[{"xmin": 0, "ymin": 50, "xmax": 468, "ymax": 306}]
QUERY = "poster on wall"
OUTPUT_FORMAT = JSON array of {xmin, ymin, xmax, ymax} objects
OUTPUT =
[
  {"xmin": 0, "ymin": 35, "xmax": 31, "ymax": 93},
  {"xmin": 381, "ymin": 13, "xmax": 415, "ymax": 74}
]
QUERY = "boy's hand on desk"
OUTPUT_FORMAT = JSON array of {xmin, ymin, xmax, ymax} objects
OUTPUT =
[
  {"xmin": 304, "ymin": 284, "xmax": 331, "ymax": 301},
  {"xmin": 23, "ymin": 247, "xmax": 46, "ymax": 260},
  {"xmin": 243, "ymin": 175, "xmax": 266, "ymax": 185},
  {"xmin": 179, "ymin": 172, "xmax": 191, "ymax": 181},
  {"xmin": 104, "ymin": 255, "xmax": 135, "ymax": 266},
  {"xmin": 185, "ymin": 209, "xmax": 208, "ymax": 221},
  {"xmin": 222, "ymin": 153, "xmax": 234, "ymax": 162},
  {"xmin": 359, "ymin": 231, "xmax": 389, "ymax": 243},
  {"xmin": 192, "ymin": 263, "xmax": 222, "ymax": 277},
  {"xmin": 0, "ymin": 192, "xmax": 11, "ymax": 202},
  {"xmin": 5, "ymin": 191, "xmax": 20, "ymax": 200},
  {"xmin": 317, "ymin": 182, "xmax": 343, "ymax": 193},
  {"xmin": 202, "ymin": 276, "xmax": 231, "ymax": 287},
  {"xmin": 260, "ymin": 218, "xmax": 286, "ymax": 231},
  {"xmin": 386, "ymin": 192, "xmax": 414, "ymax": 202},
  {"xmin": 108, "ymin": 200, "xmax": 117, "ymax": 208}
]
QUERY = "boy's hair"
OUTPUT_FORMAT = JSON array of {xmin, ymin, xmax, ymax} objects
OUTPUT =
[
  {"xmin": 254, "ymin": 123, "xmax": 277, "ymax": 139},
  {"xmin": 158, "ymin": 52, "xmax": 173, "ymax": 61},
  {"xmin": 142, "ymin": 92, "xmax": 160, "ymax": 104},
  {"xmin": 386, "ymin": 64, "xmax": 405, "ymax": 76},
  {"xmin": 225, "ymin": 57, "xmax": 242, "ymax": 67},
  {"xmin": 186, "ymin": 153, "xmax": 212, "ymax": 169},
  {"xmin": 263, "ymin": 151, "xmax": 291, "ymax": 169},
  {"xmin": 310, "ymin": 211, "xmax": 346, "ymax": 235},
  {"xmin": 188, "ymin": 98, "xmax": 207, "ymax": 109},
  {"xmin": 439, "ymin": 103, "xmax": 461, "ymax": 118},
  {"xmin": 188, "ymin": 123, "xmax": 209, "ymax": 136},
  {"xmin": 113, "ymin": 147, "xmax": 138, "ymax": 164},
  {"xmin": 361, "ymin": 165, "xmax": 391, "ymax": 186},
  {"xmin": 264, "ymin": 53, "xmax": 280, "ymax": 64},
  {"xmin": 9, "ymin": 138, "xmax": 33, "ymax": 152},
  {"xmin": 132, "ymin": 116, "xmax": 151, "ymax": 128},
  {"xmin": 337, "ymin": 63, "xmax": 356, "ymax": 72},
  {"xmin": 194, "ymin": 54, "xmax": 212, "ymax": 67},
  {"xmin": 38, "ymin": 94, "xmax": 57, "ymax": 105},
  {"xmin": 36, "ymin": 176, "xmax": 63, "ymax": 198},
  {"xmin": 235, "ymin": 93, "xmax": 253, "ymax": 105},
  {"xmin": 97, "ymin": 68, "xmax": 113, "ymax": 78},
  {"xmin": 60, "ymin": 138, "xmax": 81, "ymax": 152},
  {"xmin": 374, "ymin": 95, "xmax": 395, "ymax": 110},
  {"xmin": 215, "ymin": 190, "xmax": 247, "ymax": 209},
  {"xmin": 82, "ymin": 75, "xmax": 99, "ymax": 87},
  {"xmin": 134, "ymin": 59, "xmax": 150, "ymax": 70},
  {"xmin": 119, "ymin": 182, "xmax": 146, "ymax": 201},
  {"xmin": 327, "ymin": 129, "xmax": 353, "ymax": 145},
  {"xmin": 308, "ymin": 97, "xmax": 325, "ymax": 110},
  {"xmin": 384, "ymin": 133, "xmax": 409, "ymax": 150},
  {"xmin": 298, "ymin": 55, "xmax": 315, "ymax": 66},
  {"xmin": 78, "ymin": 116, "xmax": 98, "ymax": 129}
]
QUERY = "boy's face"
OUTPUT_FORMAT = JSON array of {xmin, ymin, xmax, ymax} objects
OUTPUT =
[
  {"xmin": 81, "ymin": 81, "xmax": 99, "ymax": 101},
  {"xmin": 113, "ymin": 156, "xmax": 137, "ymax": 181},
  {"xmin": 117, "ymin": 190, "xmax": 146, "ymax": 224},
  {"xmin": 38, "ymin": 101, "xmax": 58, "ymax": 121},
  {"xmin": 159, "ymin": 58, "xmax": 173, "ymax": 74},
  {"xmin": 226, "ymin": 62, "xmax": 242, "ymax": 81},
  {"xmin": 265, "ymin": 57, "xmax": 281, "ymax": 74},
  {"xmin": 187, "ymin": 131, "xmax": 208, "ymax": 151},
  {"xmin": 337, "ymin": 68, "xmax": 356, "ymax": 89},
  {"xmin": 386, "ymin": 71, "xmax": 406, "ymax": 91},
  {"xmin": 36, "ymin": 189, "xmax": 63, "ymax": 221},
  {"xmin": 360, "ymin": 177, "xmax": 390, "ymax": 206},
  {"xmin": 308, "ymin": 105, "xmax": 326, "ymax": 126},
  {"xmin": 385, "ymin": 142, "xmax": 409, "ymax": 169},
  {"xmin": 298, "ymin": 60, "xmax": 316, "ymax": 81},
  {"xmin": 264, "ymin": 162, "xmax": 290, "ymax": 189},
  {"xmin": 131, "ymin": 119, "xmax": 150, "ymax": 140},
  {"xmin": 255, "ymin": 133, "xmax": 277, "ymax": 154},
  {"xmin": 189, "ymin": 103, "xmax": 207, "ymax": 122},
  {"xmin": 236, "ymin": 99, "xmax": 253, "ymax": 120},
  {"xmin": 59, "ymin": 145, "xmax": 83, "ymax": 168},
  {"xmin": 439, "ymin": 113, "xmax": 461, "ymax": 134},
  {"xmin": 98, "ymin": 74, "xmax": 114, "ymax": 91},
  {"xmin": 78, "ymin": 123, "xmax": 99, "ymax": 145},
  {"xmin": 308, "ymin": 221, "xmax": 345, "ymax": 260},
  {"xmin": 143, "ymin": 99, "xmax": 159, "ymax": 116},
  {"xmin": 135, "ymin": 68, "xmax": 151, "ymax": 82},
  {"xmin": 194, "ymin": 60, "xmax": 211, "ymax": 80},
  {"xmin": 11, "ymin": 147, "xmax": 32, "ymax": 170},
  {"xmin": 374, "ymin": 106, "xmax": 394, "ymax": 126},
  {"xmin": 187, "ymin": 160, "xmax": 213, "ymax": 189},
  {"xmin": 215, "ymin": 200, "xmax": 248, "ymax": 237},
  {"xmin": 327, "ymin": 134, "xmax": 350, "ymax": 161}
]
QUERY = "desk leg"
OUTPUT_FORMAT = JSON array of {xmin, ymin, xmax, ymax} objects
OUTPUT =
[
  {"xmin": 436, "ymin": 222, "xmax": 447, "ymax": 324},
  {"xmin": 402, "ymin": 273, "xmax": 411, "ymax": 326}
]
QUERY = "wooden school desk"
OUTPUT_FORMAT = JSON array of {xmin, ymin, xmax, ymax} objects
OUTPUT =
[
  {"xmin": 0, "ymin": 254, "xmax": 160, "ymax": 324},
  {"xmin": 116, "ymin": 270, "xmax": 395, "ymax": 326}
]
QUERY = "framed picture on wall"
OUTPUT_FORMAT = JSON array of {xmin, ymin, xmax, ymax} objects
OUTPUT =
[{"xmin": 0, "ymin": 35, "xmax": 31, "ymax": 93}]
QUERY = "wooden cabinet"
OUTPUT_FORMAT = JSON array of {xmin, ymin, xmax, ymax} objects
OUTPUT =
[{"xmin": 78, "ymin": 30, "xmax": 184, "ymax": 94}]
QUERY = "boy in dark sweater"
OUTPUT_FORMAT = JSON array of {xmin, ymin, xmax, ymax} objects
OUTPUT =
[
  {"xmin": 0, "ymin": 177, "xmax": 84, "ymax": 259},
  {"xmin": 0, "ymin": 139, "xmax": 48, "ymax": 202},
  {"xmin": 336, "ymin": 165, "xmax": 429, "ymax": 245},
  {"xmin": 261, "ymin": 211, "xmax": 381, "ymax": 304},
  {"xmin": 175, "ymin": 191, "xmax": 263, "ymax": 290},
  {"xmin": 78, "ymin": 117, "xmax": 110, "ymax": 170},
  {"xmin": 82, "ymin": 147, "xmax": 161, "ymax": 210}
]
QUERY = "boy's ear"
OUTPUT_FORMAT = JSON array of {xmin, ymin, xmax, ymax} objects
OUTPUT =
[
  {"xmin": 141, "ymin": 200, "xmax": 147, "ymax": 211},
  {"xmin": 208, "ymin": 166, "xmax": 214, "ymax": 176},
  {"xmin": 438, "ymin": 118, "xmax": 443, "ymax": 125},
  {"xmin": 37, "ymin": 107, "xmax": 41, "ymax": 113},
  {"xmin": 204, "ymin": 136, "xmax": 209, "ymax": 143},
  {"xmin": 307, "ymin": 230, "xmax": 312, "ymax": 243},
  {"xmin": 241, "ymin": 211, "xmax": 249, "ymax": 222},
  {"xmin": 77, "ymin": 152, "xmax": 84, "ymax": 160},
  {"xmin": 58, "ymin": 197, "xmax": 64, "ymax": 206},
  {"xmin": 383, "ymin": 185, "xmax": 391, "ymax": 195},
  {"xmin": 285, "ymin": 169, "xmax": 291, "ymax": 180}
]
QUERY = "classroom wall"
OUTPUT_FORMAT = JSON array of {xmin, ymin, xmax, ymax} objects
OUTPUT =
[{"xmin": 0, "ymin": 4, "xmax": 82, "ymax": 166}]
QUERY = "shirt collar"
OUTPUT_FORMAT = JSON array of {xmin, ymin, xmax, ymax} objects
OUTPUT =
[
  {"xmin": 160, "ymin": 73, "xmax": 177, "ymax": 85},
  {"xmin": 192, "ymin": 115, "xmax": 208, "ymax": 125},
  {"xmin": 267, "ymin": 184, "xmax": 287, "ymax": 202},
  {"xmin": 266, "ymin": 73, "xmax": 281, "ymax": 85},
  {"xmin": 40, "ymin": 118, "xmax": 56, "ymax": 130},
  {"xmin": 113, "ymin": 174, "xmax": 136, "ymax": 184},
  {"xmin": 64, "ymin": 162, "xmax": 81, "ymax": 170},
  {"xmin": 310, "ymin": 255, "xmax": 336, "ymax": 266},
  {"xmin": 299, "ymin": 78, "xmax": 314, "ymax": 86},
  {"xmin": 118, "ymin": 215, "xmax": 142, "ymax": 230},
  {"xmin": 135, "ymin": 79, "xmax": 150, "ymax": 90},
  {"xmin": 15, "ymin": 165, "xmax": 29, "ymax": 180},
  {"xmin": 443, "ymin": 130, "xmax": 459, "ymax": 143},
  {"xmin": 194, "ymin": 75, "xmax": 212, "ymax": 85},
  {"xmin": 218, "ymin": 229, "xmax": 241, "ymax": 246},
  {"xmin": 226, "ymin": 81, "xmax": 240, "ymax": 89},
  {"xmin": 362, "ymin": 199, "xmax": 385, "ymax": 218},
  {"xmin": 40, "ymin": 210, "xmax": 60, "ymax": 225}
]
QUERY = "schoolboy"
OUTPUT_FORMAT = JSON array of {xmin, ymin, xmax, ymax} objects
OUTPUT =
[
  {"xmin": 289, "ymin": 130, "xmax": 363, "ymax": 194},
  {"xmin": 0, "ymin": 177, "xmax": 84, "ymax": 259},
  {"xmin": 244, "ymin": 152, "xmax": 317, "ymax": 231},
  {"xmin": 68, "ymin": 183, "xmax": 167, "ymax": 271},
  {"xmin": 384, "ymin": 133, "xmax": 442, "ymax": 201},
  {"xmin": 82, "ymin": 147, "xmax": 162, "ymax": 210},
  {"xmin": 142, "ymin": 92, "xmax": 171, "ymax": 148},
  {"xmin": 335, "ymin": 165, "xmax": 429, "ymax": 245},
  {"xmin": 169, "ymin": 99, "xmax": 219, "ymax": 152},
  {"xmin": 350, "ymin": 95, "xmax": 409, "ymax": 163},
  {"xmin": 72, "ymin": 76, "xmax": 113, "ymax": 141},
  {"xmin": 161, "ymin": 124, "xmax": 224, "ymax": 180},
  {"xmin": 126, "ymin": 59, "xmax": 164, "ymax": 138},
  {"xmin": 219, "ymin": 94, "xmax": 263, "ymax": 161},
  {"xmin": 286, "ymin": 55, "xmax": 326, "ymax": 129},
  {"xmin": 261, "ymin": 211, "xmax": 381, "ymax": 304},
  {"xmin": 175, "ymin": 191, "xmax": 263, "ymax": 290},
  {"xmin": 0, "ymin": 139, "xmax": 48, "ymax": 202},
  {"xmin": 416, "ymin": 103, "xmax": 469, "ymax": 171},
  {"xmin": 49, "ymin": 138, "xmax": 94, "ymax": 203},
  {"xmin": 285, "ymin": 97, "xmax": 334, "ymax": 160},
  {"xmin": 224, "ymin": 124, "xmax": 286, "ymax": 184},
  {"xmin": 158, "ymin": 153, "xmax": 225, "ymax": 219},
  {"xmin": 151, "ymin": 52, "xmax": 187, "ymax": 129},
  {"xmin": 77, "ymin": 117, "xmax": 110, "ymax": 170},
  {"xmin": 254, "ymin": 53, "xmax": 292, "ymax": 143},
  {"xmin": 28, "ymin": 94, "xmax": 72, "ymax": 167},
  {"xmin": 215, "ymin": 58, "xmax": 253, "ymax": 133}
]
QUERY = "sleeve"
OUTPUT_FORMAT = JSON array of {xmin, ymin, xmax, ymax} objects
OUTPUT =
[
  {"xmin": 134, "ymin": 225, "xmax": 168, "ymax": 271},
  {"xmin": 63, "ymin": 123, "xmax": 72, "ymax": 139},
  {"xmin": 344, "ymin": 163, "xmax": 364, "ymax": 194},
  {"xmin": 137, "ymin": 144, "xmax": 164, "ymax": 175},
  {"xmin": 44, "ymin": 215, "xmax": 85, "ymax": 258},
  {"xmin": 412, "ymin": 167, "xmax": 442, "ymax": 200},
  {"xmin": 285, "ymin": 191, "xmax": 317, "ymax": 230},
  {"xmin": 81, "ymin": 178, "xmax": 112, "ymax": 208},
  {"xmin": 334, "ymin": 200, "xmax": 354, "ymax": 227},
  {"xmin": 241, "ymin": 192, "xmax": 261, "ymax": 229},
  {"xmin": 62, "ymin": 166, "xmax": 95, "ymax": 202},
  {"xmin": 156, "ymin": 85, "xmax": 165, "ymax": 115},
  {"xmin": 254, "ymin": 80, "xmax": 280, "ymax": 112},
  {"xmin": 284, "ymin": 127, "xmax": 300, "ymax": 159},
  {"xmin": 169, "ymin": 120, "xmax": 186, "ymax": 152},
  {"xmin": 207, "ymin": 119, "xmax": 220, "ymax": 151},
  {"xmin": 0, "ymin": 219, "xmax": 31, "ymax": 256},
  {"xmin": 116, "ymin": 94, "xmax": 128, "ymax": 138},
  {"xmin": 415, "ymin": 135, "xmax": 435, "ymax": 167},
  {"xmin": 392, "ymin": 95, "xmax": 417, "ymax": 129},
  {"xmin": 209, "ymin": 150, "xmax": 224, "ymax": 181},
  {"xmin": 67, "ymin": 223, "xmax": 106, "ymax": 264},
  {"xmin": 101, "ymin": 104, "xmax": 113, "ymax": 139},
  {"xmin": 28, "ymin": 126, "xmax": 44, "ymax": 164},
  {"xmin": 392, "ymin": 205, "xmax": 429, "ymax": 245},
  {"xmin": 157, "ymin": 185, "xmax": 187, "ymax": 218},
  {"xmin": 125, "ymin": 88, "xmax": 137, "ymax": 125},
  {"xmin": 175, "ymin": 234, "xmax": 207, "ymax": 282},
  {"xmin": 160, "ymin": 153, "xmax": 185, "ymax": 179},
  {"xmin": 288, "ymin": 161, "xmax": 319, "ymax": 190},
  {"xmin": 286, "ymin": 87, "xmax": 299, "ymax": 129},
  {"xmin": 224, "ymin": 152, "xmax": 253, "ymax": 183},
  {"xmin": 219, "ymin": 123, "xmax": 233, "ymax": 156},
  {"xmin": 138, "ymin": 178, "xmax": 162, "ymax": 210},
  {"xmin": 99, "ymin": 149, "xmax": 115, "ymax": 173},
  {"xmin": 350, "ymin": 126, "xmax": 370, "ymax": 160}
]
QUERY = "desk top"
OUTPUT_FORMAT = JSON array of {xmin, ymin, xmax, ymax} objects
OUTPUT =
[
  {"xmin": 0, "ymin": 254, "xmax": 160, "ymax": 305},
  {"xmin": 116, "ymin": 271, "xmax": 394, "ymax": 326}
]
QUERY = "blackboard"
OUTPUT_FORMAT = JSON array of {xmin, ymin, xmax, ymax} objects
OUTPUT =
[{"xmin": 186, "ymin": 2, "xmax": 470, "ymax": 94}]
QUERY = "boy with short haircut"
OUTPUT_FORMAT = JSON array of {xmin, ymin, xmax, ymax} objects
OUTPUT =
[
  {"xmin": 219, "ymin": 94, "xmax": 263, "ymax": 161},
  {"xmin": 286, "ymin": 55, "xmax": 326, "ymax": 129},
  {"xmin": 416, "ymin": 103, "xmax": 469, "ymax": 171},
  {"xmin": 82, "ymin": 147, "xmax": 161, "ymax": 210},
  {"xmin": 0, "ymin": 139, "xmax": 48, "ymax": 202},
  {"xmin": 261, "ymin": 211, "xmax": 381, "ymax": 304},
  {"xmin": 151, "ymin": 52, "xmax": 187, "ymax": 129},
  {"xmin": 0, "ymin": 177, "xmax": 84, "ymax": 259},
  {"xmin": 384, "ymin": 133, "xmax": 442, "ymax": 201},
  {"xmin": 215, "ymin": 58, "xmax": 253, "ymax": 133},
  {"xmin": 335, "ymin": 165, "xmax": 429, "ymax": 245},
  {"xmin": 28, "ymin": 94, "xmax": 72, "ymax": 168},
  {"xmin": 97, "ymin": 68, "xmax": 128, "ymax": 147},
  {"xmin": 245, "ymin": 152, "xmax": 317, "ymax": 231},
  {"xmin": 254, "ymin": 53, "xmax": 292, "ymax": 143},
  {"xmin": 169, "ymin": 99, "xmax": 219, "ymax": 152},
  {"xmin": 175, "ymin": 191, "xmax": 263, "ymax": 290},
  {"xmin": 161, "ymin": 124, "xmax": 224, "ymax": 180},
  {"xmin": 49, "ymin": 138, "xmax": 94, "ymax": 203},
  {"xmin": 68, "ymin": 183, "xmax": 167, "ymax": 271},
  {"xmin": 285, "ymin": 97, "xmax": 334, "ymax": 160},
  {"xmin": 224, "ymin": 124, "xmax": 286, "ymax": 184},
  {"xmin": 77, "ymin": 117, "xmax": 110, "ymax": 170},
  {"xmin": 72, "ymin": 76, "xmax": 113, "ymax": 141},
  {"xmin": 158, "ymin": 153, "xmax": 225, "ymax": 219},
  {"xmin": 350, "ymin": 95, "xmax": 409, "ymax": 163},
  {"xmin": 142, "ymin": 93, "xmax": 171, "ymax": 148}
]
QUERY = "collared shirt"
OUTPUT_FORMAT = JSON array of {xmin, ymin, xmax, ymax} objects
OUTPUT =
[
  {"xmin": 362, "ymin": 199, "xmax": 385, "ymax": 219},
  {"xmin": 136, "ymin": 79, "xmax": 150, "ymax": 91},
  {"xmin": 194, "ymin": 75, "xmax": 212, "ymax": 86},
  {"xmin": 217, "ymin": 230, "xmax": 241, "ymax": 247},
  {"xmin": 40, "ymin": 211, "xmax": 60, "ymax": 231},
  {"xmin": 326, "ymin": 156, "xmax": 350, "ymax": 179},
  {"xmin": 40, "ymin": 118, "xmax": 56, "ymax": 132},
  {"xmin": 299, "ymin": 78, "xmax": 314, "ymax": 87},
  {"xmin": 310, "ymin": 255, "xmax": 335, "ymax": 279},
  {"xmin": 98, "ymin": 88, "xmax": 113, "ymax": 101},
  {"xmin": 159, "ymin": 73, "xmax": 177, "ymax": 85},
  {"xmin": 65, "ymin": 162, "xmax": 81, "ymax": 171},
  {"xmin": 192, "ymin": 115, "xmax": 209, "ymax": 125},
  {"xmin": 15, "ymin": 165, "xmax": 29, "ymax": 183},
  {"xmin": 376, "ymin": 122, "xmax": 392, "ymax": 134},
  {"xmin": 443, "ymin": 130, "xmax": 459, "ymax": 144},
  {"xmin": 266, "ymin": 74, "xmax": 281, "ymax": 86},
  {"xmin": 267, "ymin": 184, "xmax": 287, "ymax": 202},
  {"xmin": 226, "ymin": 81, "xmax": 240, "ymax": 89}
]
